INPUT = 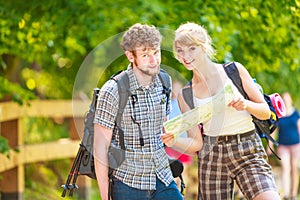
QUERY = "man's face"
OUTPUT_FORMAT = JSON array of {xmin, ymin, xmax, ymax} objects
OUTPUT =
[{"xmin": 131, "ymin": 46, "xmax": 161, "ymax": 76}]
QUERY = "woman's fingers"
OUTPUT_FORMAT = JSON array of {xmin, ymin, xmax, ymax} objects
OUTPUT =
[{"xmin": 228, "ymin": 97, "xmax": 247, "ymax": 111}]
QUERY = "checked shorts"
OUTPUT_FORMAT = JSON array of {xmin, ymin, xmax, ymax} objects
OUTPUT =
[{"xmin": 197, "ymin": 130, "xmax": 278, "ymax": 200}]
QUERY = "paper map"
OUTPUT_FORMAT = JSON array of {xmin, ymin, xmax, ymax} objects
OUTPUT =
[{"xmin": 163, "ymin": 83, "xmax": 236, "ymax": 139}]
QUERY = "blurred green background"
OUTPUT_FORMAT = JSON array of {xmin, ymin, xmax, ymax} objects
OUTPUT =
[{"xmin": 0, "ymin": 0, "xmax": 299, "ymax": 199}]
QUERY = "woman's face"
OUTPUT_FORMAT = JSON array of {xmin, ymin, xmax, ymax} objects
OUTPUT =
[{"xmin": 175, "ymin": 42, "xmax": 204, "ymax": 70}]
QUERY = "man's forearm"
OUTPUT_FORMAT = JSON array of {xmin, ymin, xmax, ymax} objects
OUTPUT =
[
  {"xmin": 94, "ymin": 124, "xmax": 113, "ymax": 200},
  {"xmin": 95, "ymin": 156, "xmax": 110, "ymax": 200}
]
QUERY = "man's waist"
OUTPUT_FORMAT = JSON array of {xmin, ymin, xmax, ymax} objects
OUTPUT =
[{"xmin": 124, "ymin": 147, "xmax": 166, "ymax": 160}]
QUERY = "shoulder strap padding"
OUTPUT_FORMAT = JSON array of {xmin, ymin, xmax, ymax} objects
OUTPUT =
[
  {"xmin": 110, "ymin": 71, "xmax": 131, "ymax": 125},
  {"xmin": 223, "ymin": 62, "xmax": 248, "ymax": 99},
  {"xmin": 182, "ymin": 81, "xmax": 194, "ymax": 109},
  {"xmin": 110, "ymin": 71, "xmax": 130, "ymax": 150},
  {"xmin": 158, "ymin": 69, "xmax": 171, "ymax": 88},
  {"xmin": 158, "ymin": 69, "xmax": 171, "ymax": 110}
]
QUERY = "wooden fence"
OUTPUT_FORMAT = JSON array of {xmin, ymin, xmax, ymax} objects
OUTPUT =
[{"xmin": 0, "ymin": 100, "xmax": 90, "ymax": 200}]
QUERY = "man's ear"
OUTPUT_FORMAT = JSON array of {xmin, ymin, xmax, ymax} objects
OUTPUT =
[{"xmin": 125, "ymin": 51, "xmax": 134, "ymax": 63}]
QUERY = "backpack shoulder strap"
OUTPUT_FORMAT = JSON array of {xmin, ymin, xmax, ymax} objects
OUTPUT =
[
  {"xmin": 158, "ymin": 69, "xmax": 171, "ymax": 111},
  {"xmin": 181, "ymin": 80, "xmax": 204, "ymax": 133},
  {"xmin": 223, "ymin": 62, "xmax": 248, "ymax": 99},
  {"xmin": 158, "ymin": 69, "xmax": 171, "ymax": 88},
  {"xmin": 182, "ymin": 81, "xmax": 194, "ymax": 109},
  {"xmin": 110, "ymin": 70, "xmax": 131, "ymax": 150},
  {"xmin": 91, "ymin": 88, "xmax": 100, "ymax": 111}
]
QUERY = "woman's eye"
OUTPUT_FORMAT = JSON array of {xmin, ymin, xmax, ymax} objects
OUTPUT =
[{"xmin": 190, "ymin": 46, "xmax": 196, "ymax": 51}]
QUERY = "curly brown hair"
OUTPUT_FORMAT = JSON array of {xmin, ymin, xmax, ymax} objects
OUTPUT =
[{"xmin": 121, "ymin": 23, "xmax": 162, "ymax": 51}]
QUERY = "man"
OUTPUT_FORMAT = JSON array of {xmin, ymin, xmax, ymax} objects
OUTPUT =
[{"xmin": 93, "ymin": 23, "xmax": 183, "ymax": 200}]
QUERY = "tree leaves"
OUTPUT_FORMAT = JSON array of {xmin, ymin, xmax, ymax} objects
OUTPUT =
[{"xmin": 0, "ymin": 0, "xmax": 299, "ymax": 104}]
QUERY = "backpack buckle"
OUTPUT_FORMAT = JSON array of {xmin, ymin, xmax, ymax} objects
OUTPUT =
[{"xmin": 217, "ymin": 135, "xmax": 229, "ymax": 143}]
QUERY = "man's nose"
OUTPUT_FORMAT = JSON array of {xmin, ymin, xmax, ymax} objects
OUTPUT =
[{"xmin": 149, "ymin": 55, "xmax": 158, "ymax": 64}]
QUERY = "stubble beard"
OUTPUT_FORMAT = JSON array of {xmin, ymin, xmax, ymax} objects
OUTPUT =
[{"xmin": 134, "ymin": 61, "xmax": 160, "ymax": 77}]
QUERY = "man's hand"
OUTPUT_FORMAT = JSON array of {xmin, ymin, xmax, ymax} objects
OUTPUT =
[{"xmin": 161, "ymin": 132, "xmax": 176, "ymax": 147}]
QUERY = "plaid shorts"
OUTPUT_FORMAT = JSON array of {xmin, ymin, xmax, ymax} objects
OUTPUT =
[{"xmin": 198, "ymin": 130, "xmax": 278, "ymax": 200}]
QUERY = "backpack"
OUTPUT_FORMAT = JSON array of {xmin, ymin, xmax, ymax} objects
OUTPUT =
[
  {"xmin": 61, "ymin": 69, "xmax": 185, "ymax": 197},
  {"xmin": 182, "ymin": 62, "xmax": 281, "ymax": 159}
]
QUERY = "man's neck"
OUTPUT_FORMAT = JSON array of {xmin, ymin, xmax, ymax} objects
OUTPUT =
[{"xmin": 132, "ymin": 68, "xmax": 155, "ymax": 88}]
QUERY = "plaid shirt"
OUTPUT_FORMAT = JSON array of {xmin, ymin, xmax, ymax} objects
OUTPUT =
[{"xmin": 94, "ymin": 65, "xmax": 173, "ymax": 190}]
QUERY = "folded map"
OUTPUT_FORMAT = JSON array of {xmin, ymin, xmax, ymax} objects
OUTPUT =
[{"xmin": 163, "ymin": 83, "xmax": 236, "ymax": 139}]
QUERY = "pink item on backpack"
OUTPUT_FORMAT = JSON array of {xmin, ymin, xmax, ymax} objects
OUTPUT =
[{"xmin": 270, "ymin": 93, "xmax": 286, "ymax": 118}]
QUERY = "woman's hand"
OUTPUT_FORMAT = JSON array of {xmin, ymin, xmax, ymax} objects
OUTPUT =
[{"xmin": 228, "ymin": 97, "xmax": 248, "ymax": 111}]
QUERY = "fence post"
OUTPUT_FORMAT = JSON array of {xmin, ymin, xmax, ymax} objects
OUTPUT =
[
  {"xmin": 69, "ymin": 117, "xmax": 91, "ymax": 200},
  {"xmin": 0, "ymin": 119, "xmax": 24, "ymax": 200}
]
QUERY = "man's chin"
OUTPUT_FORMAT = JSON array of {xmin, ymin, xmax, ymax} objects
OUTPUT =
[
  {"xmin": 144, "ymin": 65, "xmax": 159, "ymax": 76},
  {"xmin": 151, "ymin": 67, "xmax": 160, "ymax": 76}
]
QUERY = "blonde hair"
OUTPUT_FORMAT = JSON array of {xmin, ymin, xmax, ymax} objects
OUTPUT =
[
  {"xmin": 173, "ymin": 22, "xmax": 216, "ymax": 60},
  {"xmin": 121, "ymin": 23, "xmax": 162, "ymax": 51}
]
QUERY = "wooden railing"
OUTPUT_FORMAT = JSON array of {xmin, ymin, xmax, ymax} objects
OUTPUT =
[{"xmin": 0, "ymin": 100, "xmax": 90, "ymax": 200}]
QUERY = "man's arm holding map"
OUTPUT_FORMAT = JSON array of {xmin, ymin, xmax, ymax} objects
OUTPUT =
[{"xmin": 161, "ymin": 90, "xmax": 203, "ymax": 155}]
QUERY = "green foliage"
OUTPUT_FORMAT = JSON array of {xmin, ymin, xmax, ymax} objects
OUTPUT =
[
  {"xmin": 0, "ymin": 136, "xmax": 9, "ymax": 154},
  {"xmin": 0, "ymin": 0, "xmax": 299, "ymax": 197},
  {"xmin": 0, "ymin": 76, "xmax": 36, "ymax": 105},
  {"xmin": 23, "ymin": 117, "xmax": 70, "ymax": 144},
  {"xmin": 25, "ymin": 160, "xmax": 75, "ymax": 200},
  {"xmin": 25, "ymin": 159, "xmax": 101, "ymax": 200},
  {"xmin": 1, "ymin": 0, "xmax": 299, "ymax": 102}
]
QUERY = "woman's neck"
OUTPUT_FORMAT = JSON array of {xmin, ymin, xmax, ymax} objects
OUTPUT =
[{"xmin": 192, "ymin": 62, "xmax": 219, "ymax": 83}]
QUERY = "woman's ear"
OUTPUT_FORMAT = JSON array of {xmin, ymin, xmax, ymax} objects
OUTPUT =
[{"xmin": 125, "ymin": 51, "xmax": 134, "ymax": 62}]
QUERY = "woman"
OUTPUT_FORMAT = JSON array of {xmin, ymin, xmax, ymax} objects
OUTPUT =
[
  {"xmin": 162, "ymin": 22, "xmax": 280, "ymax": 200},
  {"xmin": 274, "ymin": 92, "xmax": 300, "ymax": 200}
]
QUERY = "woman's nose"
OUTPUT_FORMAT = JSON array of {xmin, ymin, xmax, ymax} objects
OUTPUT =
[{"xmin": 181, "ymin": 53, "xmax": 191, "ymax": 61}]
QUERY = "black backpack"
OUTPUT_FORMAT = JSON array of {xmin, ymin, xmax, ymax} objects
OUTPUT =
[
  {"xmin": 182, "ymin": 62, "xmax": 281, "ymax": 159},
  {"xmin": 61, "ymin": 69, "xmax": 185, "ymax": 197}
]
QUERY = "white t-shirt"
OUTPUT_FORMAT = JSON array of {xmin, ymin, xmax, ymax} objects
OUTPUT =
[{"xmin": 193, "ymin": 78, "xmax": 255, "ymax": 137}]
